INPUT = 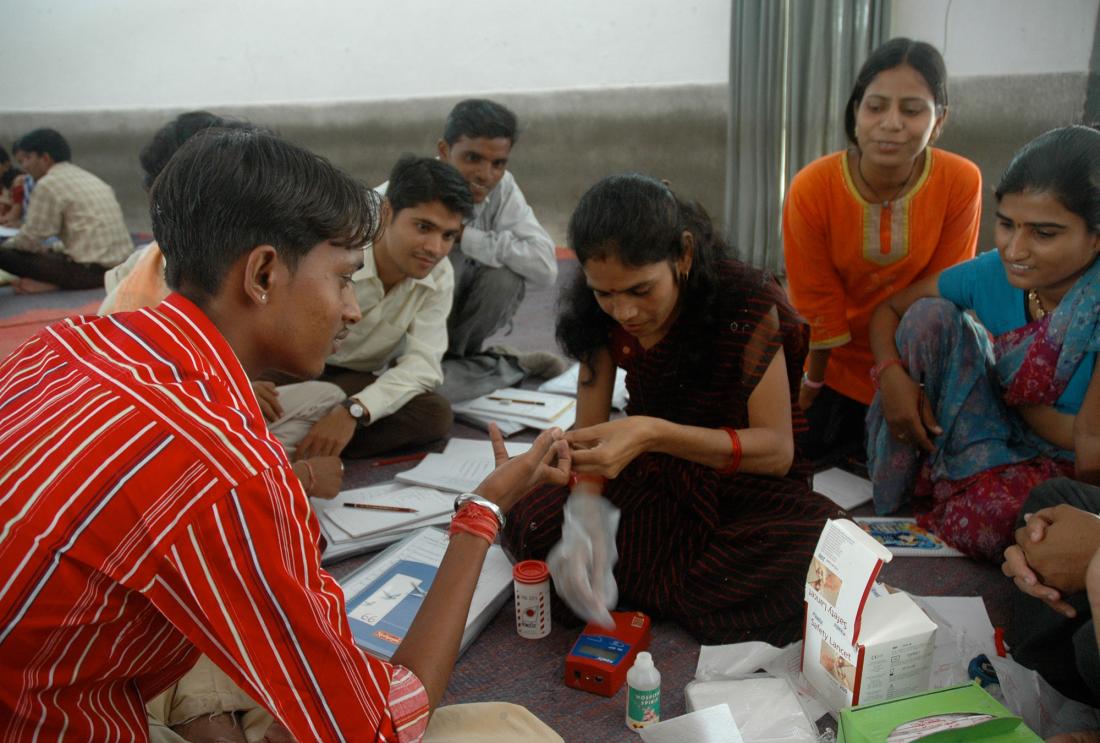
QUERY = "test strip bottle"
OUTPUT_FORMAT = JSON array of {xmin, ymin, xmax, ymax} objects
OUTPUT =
[{"xmin": 513, "ymin": 560, "xmax": 551, "ymax": 639}]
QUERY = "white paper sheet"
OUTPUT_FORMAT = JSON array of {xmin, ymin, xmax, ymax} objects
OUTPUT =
[
  {"xmin": 396, "ymin": 439, "xmax": 533, "ymax": 493},
  {"xmin": 638, "ymin": 704, "xmax": 744, "ymax": 743},
  {"xmin": 812, "ymin": 468, "xmax": 873, "ymax": 510}
]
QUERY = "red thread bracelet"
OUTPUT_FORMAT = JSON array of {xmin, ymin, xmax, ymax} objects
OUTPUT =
[
  {"xmin": 870, "ymin": 357, "xmax": 907, "ymax": 389},
  {"xmin": 449, "ymin": 503, "xmax": 500, "ymax": 545},
  {"xmin": 720, "ymin": 427, "xmax": 742, "ymax": 474},
  {"xmin": 569, "ymin": 472, "xmax": 607, "ymax": 491}
]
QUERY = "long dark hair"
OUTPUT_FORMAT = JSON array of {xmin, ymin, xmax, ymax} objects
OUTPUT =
[{"xmin": 557, "ymin": 173, "xmax": 730, "ymax": 372}]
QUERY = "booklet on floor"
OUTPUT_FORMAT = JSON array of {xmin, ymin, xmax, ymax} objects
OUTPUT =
[
  {"xmin": 452, "ymin": 388, "xmax": 577, "ymax": 434},
  {"xmin": 802, "ymin": 518, "xmax": 937, "ymax": 712},
  {"xmin": 340, "ymin": 526, "xmax": 513, "ymax": 661},
  {"xmin": 312, "ymin": 482, "xmax": 455, "ymax": 563},
  {"xmin": 854, "ymin": 517, "xmax": 964, "ymax": 557},
  {"xmin": 395, "ymin": 438, "xmax": 532, "ymax": 493}
]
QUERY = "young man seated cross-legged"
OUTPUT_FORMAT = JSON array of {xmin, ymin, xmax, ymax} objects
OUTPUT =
[
  {"xmin": 266, "ymin": 154, "xmax": 472, "ymax": 462},
  {"xmin": 0, "ymin": 127, "xmax": 569, "ymax": 742}
]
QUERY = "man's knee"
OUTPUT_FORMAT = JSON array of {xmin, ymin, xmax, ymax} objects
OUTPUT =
[
  {"xmin": 409, "ymin": 392, "xmax": 453, "ymax": 441},
  {"xmin": 462, "ymin": 265, "xmax": 525, "ymax": 312},
  {"xmin": 1021, "ymin": 478, "xmax": 1100, "ymax": 526}
]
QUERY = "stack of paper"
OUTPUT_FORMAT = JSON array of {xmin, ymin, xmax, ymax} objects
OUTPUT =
[
  {"xmin": 537, "ymin": 362, "xmax": 630, "ymax": 411},
  {"xmin": 396, "ymin": 438, "xmax": 532, "ymax": 493},
  {"xmin": 452, "ymin": 388, "xmax": 576, "ymax": 436},
  {"xmin": 342, "ymin": 526, "xmax": 513, "ymax": 660},
  {"xmin": 311, "ymin": 482, "xmax": 454, "ymax": 564}
]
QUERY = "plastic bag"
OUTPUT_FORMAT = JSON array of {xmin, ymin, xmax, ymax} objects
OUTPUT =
[{"xmin": 546, "ymin": 490, "xmax": 620, "ymax": 628}]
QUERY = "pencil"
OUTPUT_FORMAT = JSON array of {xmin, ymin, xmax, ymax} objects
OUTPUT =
[
  {"xmin": 343, "ymin": 503, "xmax": 419, "ymax": 513},
  {"xmin": 370, "ymin": 452, "xmax": 428, "ymax": 467},
  {"xmin": 487, "ymin": 396, "xmax": 546, "ymax": 406}
]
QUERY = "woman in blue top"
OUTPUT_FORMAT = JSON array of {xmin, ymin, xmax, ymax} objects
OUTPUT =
[{"xmin": 866, "ymin": 125, "xmax": 1100, "ymax": 560}]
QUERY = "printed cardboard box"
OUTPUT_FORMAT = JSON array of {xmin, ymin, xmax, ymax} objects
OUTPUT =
[{"xmin": 802, "ymin": 518, "xmax": 937, "ymax": 711}]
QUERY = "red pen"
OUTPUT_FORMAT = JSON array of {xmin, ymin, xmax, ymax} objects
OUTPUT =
[{"xmin": 370, "ymin": 452, "xmax": 428, "ymax": 467}]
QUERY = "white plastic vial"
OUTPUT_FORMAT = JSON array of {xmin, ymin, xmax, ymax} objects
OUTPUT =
[
  {"xmin": 513, "ymin": 560, "xmax": 551, "ymax": 639},
  {"xmin": 626, "ymin": 651, "xmax": 660, "ymax": 731}
]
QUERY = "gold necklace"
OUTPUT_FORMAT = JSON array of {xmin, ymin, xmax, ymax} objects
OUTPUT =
[
  {"xmin": 856, "ymin": 152, "xmax": 919, "ymax": 207},
  {"xmin": 1028, "ymin": 288, "xmax": 1047, "ymax": 319}
]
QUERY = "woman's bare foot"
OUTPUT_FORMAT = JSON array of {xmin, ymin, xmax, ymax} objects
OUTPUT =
[{"xmin": 12, "ymin": 277, "xmax": 60, "ymax": 294}]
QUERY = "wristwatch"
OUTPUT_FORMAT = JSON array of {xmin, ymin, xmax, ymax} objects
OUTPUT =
[
  {"xmin": 453, "ymin": 492, "xmax": 506, "ymax": 529},
  {"xmin": 340, "ymin": 397, "xmax": 367, "ymax": 426}
]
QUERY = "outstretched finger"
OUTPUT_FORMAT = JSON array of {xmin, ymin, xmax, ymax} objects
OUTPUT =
[{"xmin": 488, "ymin": 423, "xmax": 509, "ymax": 466}]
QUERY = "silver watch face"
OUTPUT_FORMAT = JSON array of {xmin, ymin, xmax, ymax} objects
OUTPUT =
[{"xmin": 346, "ymin": 401, "xmax": 365, "ymax": 419}]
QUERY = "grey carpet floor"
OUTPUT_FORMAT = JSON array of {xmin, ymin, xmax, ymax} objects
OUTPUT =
[{"xmin": 1, "ymin": 260, "xmax": 1015, "ymax": 743}]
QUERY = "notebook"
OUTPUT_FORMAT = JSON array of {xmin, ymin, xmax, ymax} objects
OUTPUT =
[
  {"xmin": 395, "ymin": 438, "xmax": 533, "ymax": 493},
  {"xmin": 312, "ymin": 482, "xmax": 453, "ymax": 564},
  {"xmin": 341, "ymin": 526, "xmax": 513, "ymax": 660}
]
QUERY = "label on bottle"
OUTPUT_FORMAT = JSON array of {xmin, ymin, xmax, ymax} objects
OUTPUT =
[{"xmin": 626, "ymin": 685, "xmax": 660, "ymax": 729}]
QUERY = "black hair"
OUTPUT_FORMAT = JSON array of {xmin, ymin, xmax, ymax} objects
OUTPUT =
[
  {"xmin": 0, "ymin": 167, "xmax": 21, "ymax": 190},
  {"xmin": 13, "ymin": 128, "xmax": 71, "ymax": 162},
  {"xmin": 557, "ymin": 173, "xmax": 730, "ymax": 370},
  {"xmin": 442, "ymin": 99, "xmax": 518, "ymax": 146},
  {"xmin": 386, "ymin": 155, "xmax": 474, "ymax": 220},
  {"xmin": 844, "ymin": 37, "xmax": 948, "ymax": 144},
  {"xmin": 140, "ymin": 111, "xmax": 254, "ymax": 191},
  {"xmin": 151, "ymin": 128, "xmax": 380, "ymax": 299},
  {"xmin": 995, "ymin": 125, "xmax": 1100, "ymax": 233},
  {"xmin": 0, "ymin": 145, "xmax": 9, "ymax": 165}
]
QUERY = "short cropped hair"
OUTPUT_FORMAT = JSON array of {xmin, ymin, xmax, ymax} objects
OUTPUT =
[
  {"xmin": 0, "ymin": 145, "xmax": 9, "ymax": 166},
  {"xmin": 442, "ymin": 99, "xmax": 518, "ymax": 146},
  {"xmin": 386, "ymin": 155, "xmax": 473, "ymax": 220},
  {"xmin": 140, "ymin": 111, "xmax": 253, "ymax": 191},
  {"xmin": 151, "ymin": 128, "xmax": 380, "ymax": 298},
  {"xmin": 13, "ymin": 128, "xmax": 71, "ymax": 163}
]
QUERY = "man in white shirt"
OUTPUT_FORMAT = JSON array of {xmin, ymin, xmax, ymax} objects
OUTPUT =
[
  {"xmin": 272, "ymin": 155, "xmax": 471, "ymax": 460},
  {"xmin": 433, "ymin": 99, "xmax": 562, "ymax": 401}
]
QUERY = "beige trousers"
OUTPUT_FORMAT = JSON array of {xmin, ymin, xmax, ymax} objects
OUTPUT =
[{"xmin": 146, "ymin": 656, "xmax": 560, "ymax": 742}]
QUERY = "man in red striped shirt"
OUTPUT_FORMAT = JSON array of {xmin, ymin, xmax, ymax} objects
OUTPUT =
[{"xmin": 0, "ymin": 129, "xmax": 569, "ymax": 742}]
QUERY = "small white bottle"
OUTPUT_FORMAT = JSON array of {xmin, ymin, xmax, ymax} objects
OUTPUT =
[{"xmin": 625, "ymin": 651, "xmax": 661, "ymax": 731}]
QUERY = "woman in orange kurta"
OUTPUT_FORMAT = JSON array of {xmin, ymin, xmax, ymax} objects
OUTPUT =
[{"xmin": 783, "ymin": 37, "xmax": 981, "ymax": 467}]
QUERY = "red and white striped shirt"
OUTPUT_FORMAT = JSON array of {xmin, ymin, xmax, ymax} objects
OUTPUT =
[{"xmin": 0, "ymin": 294, "xmax": 429, "ymax": 742}]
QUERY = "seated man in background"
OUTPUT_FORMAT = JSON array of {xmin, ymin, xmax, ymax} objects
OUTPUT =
[
  {"xmin": 275, "ymin": 154, "xmax": 470, "ymax": 461},
  {"xmin": 430, "ymin": 98, "xmax": 563, "ymax": 401},
  {"xmin": 0, "ymin": 127, "xmax": 132, "ymax": 292},
  {"xmin": 0, "ymin": 127, "xmax": 569, "ymax": 742},
  {"xmin": 1002, "ymin": 477, "xmax": 1100, "ymax": 707}
]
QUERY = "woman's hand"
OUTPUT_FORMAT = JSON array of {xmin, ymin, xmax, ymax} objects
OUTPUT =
[
  {"xmin": 798, "ymin": 381, "xmax": 822, "ymax": 413},
  {"xmin": 566, "ymin": 417, "xmax": 656, "ymax": 478},
  {"xmin": 476, "ymin": 424, "xmax": 572, "ymax": 512},
  {"xmin": 878, "ymin": 365, "xmax": 941, "ymax": 452}
]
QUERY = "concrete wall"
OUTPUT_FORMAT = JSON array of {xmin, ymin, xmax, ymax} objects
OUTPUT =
[
  {"xmin": 891, "ymin": 0, "xmax": 1100, "ymax": 250},
  {"xmin": 0, "ymin": 85, "xmax": 728, "ymax": 243}
]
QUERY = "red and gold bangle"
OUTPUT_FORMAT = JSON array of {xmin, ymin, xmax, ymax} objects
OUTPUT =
[
  {"xmin": 870, "ymin": 358, "xmax": 907, "ymax": 389},
  {"xmin": 719, "ymin": 427, "xmax": 742, "ymax": 475},
  {"xmin": 449, "ymin": 503, "xmax": 500, "ymax": 545}
]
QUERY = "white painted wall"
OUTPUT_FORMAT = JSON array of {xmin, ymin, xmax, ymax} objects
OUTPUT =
[
  {"xmin": 891, "ymin": 0, "xmax": 1099, "ymax": 77},
  {"xmin": 0, "ymin": 0, "xmax": 731, "ymax": 112}
]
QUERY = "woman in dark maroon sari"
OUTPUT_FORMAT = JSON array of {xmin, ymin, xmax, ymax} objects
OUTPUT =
[{"xmin": 502, "ymin": 174, "xmax": 840, "ymax": 644}]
